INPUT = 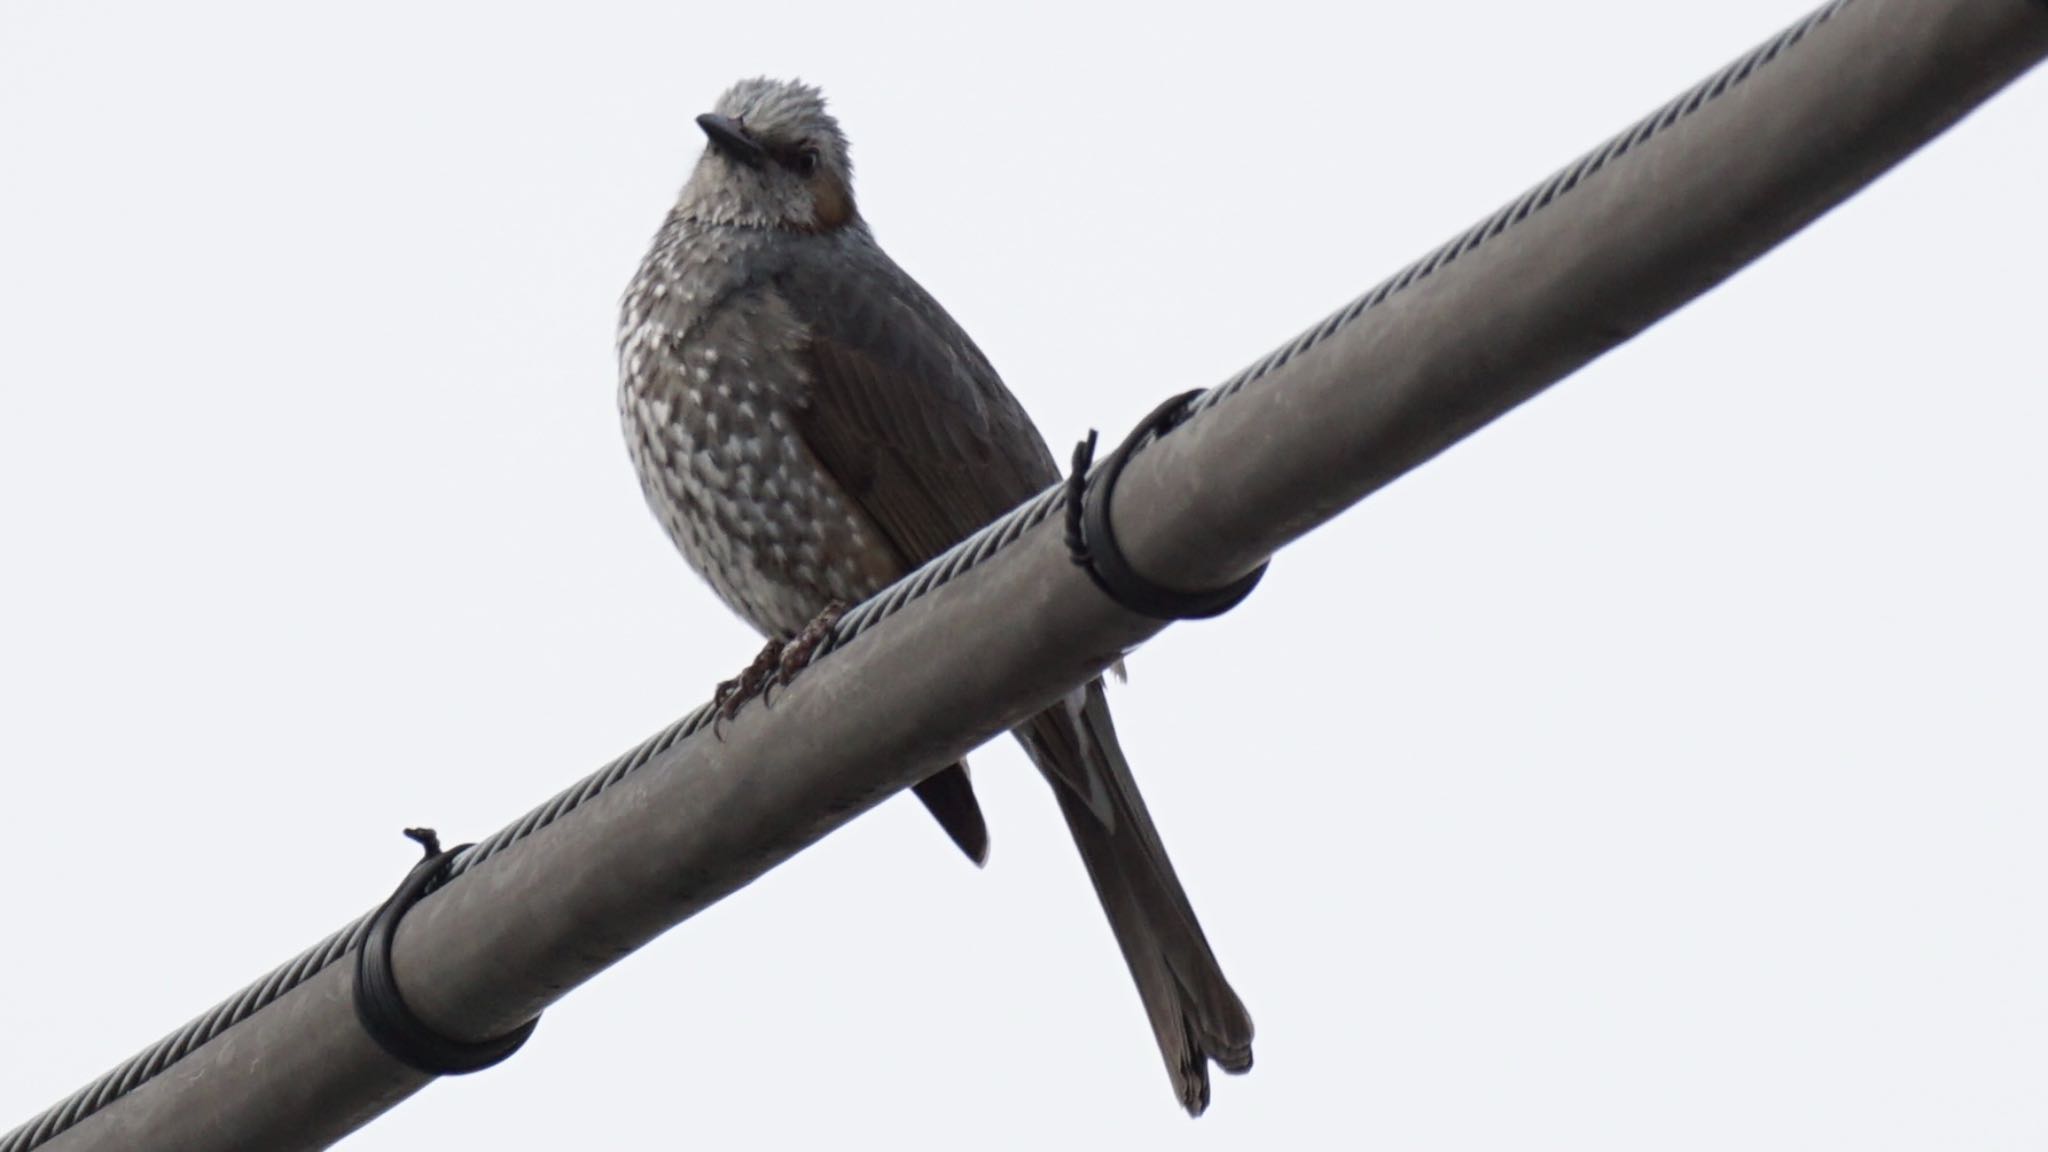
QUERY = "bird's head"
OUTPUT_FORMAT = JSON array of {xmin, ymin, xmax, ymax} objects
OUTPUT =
[{"xmin": 677, "ymin": 78, "xmax": 858, "ymax": 233}]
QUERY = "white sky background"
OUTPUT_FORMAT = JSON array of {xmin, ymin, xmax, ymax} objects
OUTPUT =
[{"xmin": 3, "ymin": 1, "xmax": 2046, "ymax": 1147}]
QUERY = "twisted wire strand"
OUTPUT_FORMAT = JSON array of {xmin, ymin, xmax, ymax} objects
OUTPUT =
[
  {"xmin": 1, "ymin": 4, "xmax": 1848, "ymax": 1146},
  {"xmin": 1186, "ymin": 0, "xmax": 1849, "ymax": 421}
]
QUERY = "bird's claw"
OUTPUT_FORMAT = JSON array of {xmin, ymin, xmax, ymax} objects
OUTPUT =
[
  {"xmin": 772, "ymin": 600, "xmax": 848, "ymax": 695},
  {"xmin": 711, "ymin": 636, "xmax": 785, "ymax": 739}
]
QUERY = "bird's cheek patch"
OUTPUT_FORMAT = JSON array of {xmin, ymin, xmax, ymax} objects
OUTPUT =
[{"xmin": 810, "ymin": 176, "xmax": 855, "ymax": 231}]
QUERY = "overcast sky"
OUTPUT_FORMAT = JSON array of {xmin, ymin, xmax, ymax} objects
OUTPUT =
[{"xmin": 3, "ymin": 1, "xmax": 2046, "ymax": 1148}]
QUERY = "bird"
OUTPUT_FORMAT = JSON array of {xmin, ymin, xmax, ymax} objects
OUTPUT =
[{"xmin": 616, "ymin": 77, "xmax": 1252, "ymax": 1113}]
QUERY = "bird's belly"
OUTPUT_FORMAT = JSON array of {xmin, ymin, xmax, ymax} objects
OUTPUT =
[{"xmin": 621, "ymin": 380, "xmax": 898, "ymax": 639}]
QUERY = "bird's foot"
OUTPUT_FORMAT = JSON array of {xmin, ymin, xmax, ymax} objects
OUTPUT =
[
  {"xmin": 770, "ymin": 600, "xmax": 848, "ymax": 697},
  {"xmin": 712, "ymin": 636, "xmax": 786, "ymax": 738}
]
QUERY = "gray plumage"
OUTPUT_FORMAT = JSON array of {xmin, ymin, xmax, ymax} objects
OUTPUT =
[{"xmin": 617, "ymin": 77, "xmax": 1252, "ymax": 1113}]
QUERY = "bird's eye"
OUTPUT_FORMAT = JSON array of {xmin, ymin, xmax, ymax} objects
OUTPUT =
[{"xmin": 793, "ymin": 148, "xmax": 820, "ymax": 177}]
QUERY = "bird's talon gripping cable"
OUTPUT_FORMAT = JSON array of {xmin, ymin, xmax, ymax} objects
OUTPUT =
[
  {"xmin": 775, "ymin": 600, "xmax": 847, "ymax": 689},
  {"xmin": 713, "ymin": 637, "xmax": 785, "ymax": 734}
]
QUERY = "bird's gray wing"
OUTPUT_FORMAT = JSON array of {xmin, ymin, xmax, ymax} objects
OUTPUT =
[
  {"xmin": 767, "ymin": 234, "xmax": 1060, "ymax": 567},
  {"xmin": 767, "ymin": 238, "xmax": 1253, "ymax": 1106},
  {"xmin": 765, "ymin": 235, "xmax": 1107, "ymax": 815}
]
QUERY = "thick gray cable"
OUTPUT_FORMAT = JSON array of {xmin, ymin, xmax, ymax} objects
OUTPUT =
[
  {"xmin": 6, "ymin": 0, "xmax": 2044, "ymax": 1147},
  {"xmin": 818, "ymin": 0, "xmax": 1857, "ymax": 650}
]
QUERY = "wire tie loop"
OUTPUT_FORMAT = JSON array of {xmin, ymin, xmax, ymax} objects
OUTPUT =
[
  {"xmin": 352, "ymin": 827, "xmax": 538, "ymax": 1076},
  {"xmin": 1065, "ymin": 390, "xmax": 1268, "ymax": 620}
]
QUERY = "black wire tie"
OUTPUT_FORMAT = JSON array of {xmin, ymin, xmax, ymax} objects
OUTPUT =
[
  {"xmin": 352, "ymin": 827, "xmax": 538, "ymax": 1076},
  {"xmin": 1065, "ymin": 390, "xmax": 1268, "ymax": 620}
]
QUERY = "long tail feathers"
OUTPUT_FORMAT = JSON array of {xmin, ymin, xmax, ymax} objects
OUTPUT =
[
  {"xmin": 1019, "ymin": 680, "xmax": 1253, "ymax": 1115},
  {"xmin": 912, "ymin": 762, "xmax": 990, "ymax": 866}
]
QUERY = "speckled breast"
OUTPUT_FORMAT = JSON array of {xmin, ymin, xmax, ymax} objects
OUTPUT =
[{"xmin": 618, "ymin": 226, "xmax": 900, "ymax": 639}]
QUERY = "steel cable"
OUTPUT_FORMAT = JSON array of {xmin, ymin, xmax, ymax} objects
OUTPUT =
[{"xmin": 0, "ymin": 3, "xmax": 1851, "ymax": 1145}]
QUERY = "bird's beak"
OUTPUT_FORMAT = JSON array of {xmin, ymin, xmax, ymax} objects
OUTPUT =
[{"xmin": 696, "ymin": 113, "xmax": 768, "ymax": 170}]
